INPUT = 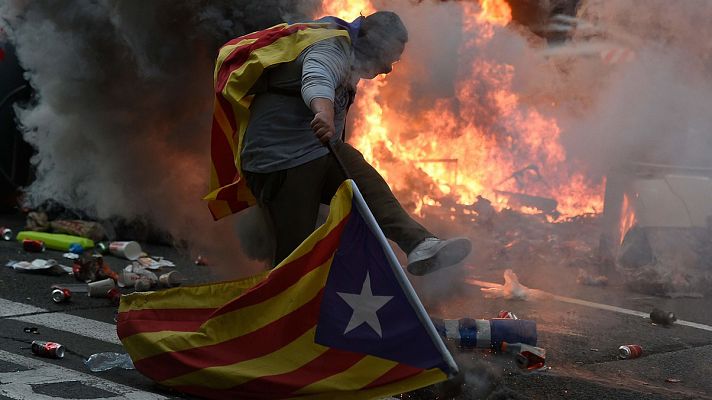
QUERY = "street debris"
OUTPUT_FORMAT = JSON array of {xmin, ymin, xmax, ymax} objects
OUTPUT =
[
  {"xmin": 31, "ymin": 340, "xmax": 65, "ymax": 359},
  {"xmin": 7, "ymin": 259, "xmax": 72, "ymax": 275},
  {"xmin": 158, "ymin": 271, "xmax": 183, "ymax": 288},
  {"xmin": 25, "ymin": 211, "xmax": 107, "ymax": 242},
  {"xmin": 194, "ymin": 255, "xmax": 208, "ymax": 266},
  {"xmin": 72, "ymin": 254, "xmax": 118, "ymax": 283},
  {"xmin": 576, "ymin": 268, "xmax": 608, "ymax": 286},
  {"xmin": 618, "ymin": 344, "xmax": 643, "ymax": 359},
  {"xmin": 109, "ymin": 241, "xmax": 142, "ymax": 260},
  {"xmin": 51, "ymin": 287, "xmax": 73, "ymax": 303},
  {"xmin": 650, "ymin": 307, "xmax": 676, "ymax": 326},
  {"xmin": 87, "ymin": 278, "xmax": 116, "ymax": 298},
  {"xmin": 665, "ymin": 378, "xmax": 682, "ymax": 383},
  {"xmin": 479, "ymin": 269, "xmax": 549, "ymax": 301},
  {"xmin": 84, "ymin": 352, "xmax": 134, "ymax": 372},
  {"xmin": 1, "ymin": 226, "xmax": 13, "ymax": 240},
  {"xmin": 119, "ymin": 263, "xmax": 158, "ymax": 288},
  {"xmin": 16, "ymin": 230, "xmax": 94, "ymax": 252},
  {"xmin": 51, "ymin": 283, "xmax": 88, "ymax": 293},
  {"xmin": 501, "ymin": 342, "xmax": 547, "ymax": 371},
  {"xmin": 498, "ymin": 310, "xmax": 518, "ymax": 319},
  {"xmin": 22, "ymin": 239, "xmax": 45, "ymax": 252},
  {"xmin": 23, "ymin": 327, "xmax": 39, "ymax": 334},
  {"xmin": 431, "ymin": 316, "xmax": 537, "ymax": 349}
]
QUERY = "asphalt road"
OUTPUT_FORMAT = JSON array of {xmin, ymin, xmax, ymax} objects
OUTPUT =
[{"xmin": 1, "ymin": 209, "xmax": 711, "ymax": 400}]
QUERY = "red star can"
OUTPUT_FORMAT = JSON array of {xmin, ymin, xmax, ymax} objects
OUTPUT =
[
  {"xmin": 618, "ymin": 344, "xmax": 643, "ymax": 359},
  {"xmin": 0, "ymin": 227, "xmax": 12, "ymax": 241},
  {"xmin": 31, "ymin": 340, "xmax": 65, "ymax": 359},
  {"xmin": 51, "ymin": 288, "xmax": 72, "ymax": 303},
  {"xmin": 23, "ymin": 239, "xmax": 45, "ymax": 252}
]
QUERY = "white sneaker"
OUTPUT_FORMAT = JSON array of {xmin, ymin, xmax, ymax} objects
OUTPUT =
[{"xmin": 406, "ymin": 237, "xmax": 472, "ymax": 276}]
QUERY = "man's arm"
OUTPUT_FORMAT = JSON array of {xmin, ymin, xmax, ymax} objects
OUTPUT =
[{"xmin": 301, "ymin": 37, "xmax": 350, "ymax": 144}]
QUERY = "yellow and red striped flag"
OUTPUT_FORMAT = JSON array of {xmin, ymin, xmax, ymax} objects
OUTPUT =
[
  {"xmin": 203, "ymin": 21, "xmax": 350, "ymax": 220},
  {"xmin": 119, "ymin": 180, "xmax": 457, "ymax": 399}
]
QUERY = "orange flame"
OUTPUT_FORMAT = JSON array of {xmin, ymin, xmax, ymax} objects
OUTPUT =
[
  {"xmin": 321, "ymin": 0, "xmax": 374, "ymax": 20},
  {"xmin": 318, "ymin": 1, "xmax": 603, "ymax": 220},
  {"xmin": 619, "ymin": 193, "xmax": 637, "ymax": 244},
  {"xmin": 478, "ymin": 0, "xmax": 512, "ymax": 26}
]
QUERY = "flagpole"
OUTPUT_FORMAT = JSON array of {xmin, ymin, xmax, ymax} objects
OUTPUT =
[{"xmin": 350, "ymin": 181, "xmax": 459, "ymax": 377}]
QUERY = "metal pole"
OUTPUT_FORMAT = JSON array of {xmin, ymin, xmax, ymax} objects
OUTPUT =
[{"xmin": 326, "ymin": 141, "xmax": 352, "ymax": 180}]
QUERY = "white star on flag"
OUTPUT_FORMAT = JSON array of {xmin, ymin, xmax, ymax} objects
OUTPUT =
[{"xmin": 337, "ymin": 272, "xmax": 394, "ymax": 337}]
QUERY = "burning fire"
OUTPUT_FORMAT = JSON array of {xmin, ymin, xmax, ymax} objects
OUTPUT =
[
  {"xmin": 619, "ymin": 193, "xmax": 637, "ymax": 244},
  {"xmin": 319, "ymin": 0, "xmax": 604, "ymax": 220}
]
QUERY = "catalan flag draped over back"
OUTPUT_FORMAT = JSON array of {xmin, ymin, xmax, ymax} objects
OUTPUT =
[
  {"xmin": 203, "ymin": 20, "xmax": 351, "ymax": 220},
  {"xmin": 118, "ymin": 180, "xmax": 457, "ymax": 399}
]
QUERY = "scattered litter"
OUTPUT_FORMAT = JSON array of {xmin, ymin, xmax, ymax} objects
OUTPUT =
[
  {"xmin": 63, "ymin": 252, "xmax": 80, "ymax": 260},
  {"xmin": 576, "ymin": 268, "xmax": 609, "ymax": 287},
  {"xmin": 68, "ymin": 243, "xmax": 84, "ymax": 254},
  {"xmin": 134, "ymin": 277, "xmax": 153, "ymax": 292},
  {"xmin": 23, "ymin": 327, "xmax": 39, "ymax": 334},
  {"xmin": 431, "ymin": 316, "xmax": 537, "ymax": 349},
  {"xmin": 1, "ymin": 226, "xmax": 13, "ymax": 241},
  {"xmin": 194, "ymin": 255, "xmax": 208, "ymax": 266},
  {"xmin": 119, "ymin": 263, "xmax": 158, "ymax": 288},
  {"xmin": 158, "ymin": 271, "xmax": 183, "ymax": 288},
  {"xmin": 22, "ymin": 239, "xmax": 45, "ymax": 253},
  {"xmin": 498, "ymin": 310, "xmax": 518, "ymax": 319},
  {"xmin": 51, "ymin": 283, "xmax": 88, "ymax": 293},
  {"xmin": 501, "ymin": 342, "xmax": 547, "ymax": 371},
  {"xmin": 96, "ymin": 242, "xmax": 109, "ymax": 254},
  {"xmin": 51, "ymin": 288, "xmax": 72, "ymax": 303},
  {"xmin": 8, "ymin": 259, "xmax": 72, "ymax": 275},
  {"xmin": 109, "ymin": 241, "xmax": 142, "ymax": 260},
  {"xmin": 618, "ymin": 344, "xmax": 643, "ymax": 359},
  {"xmin": 107, "ymin": 288, "xmax": 121, "ymax": 306},
  {"xmin": 589, "ymin": 348, "xmax": 599, "ymax": 352},
  {"xmin": 665, "ymin": 378, "xmax": 682, "ymax": 383},
  {"xmin": 480, "ymin": 269, "xmax": 549, "ymax": 300},
  {"xmin": 87, "ymin": 278, "xmax": 116, "ymax": 298},
  {"xmin": 135, "ymin": 256, "xmax": 174, "ymax": 270},
  {"xmin": 25, "ymin": 212, "xmax": 107, "ymax": 242},
  {"xmin": 31, "ymin": 340, "xmax": 65, "ymax": 359},
  {"xmin": 650, "ymin": 307, "xmax": 676, "ymax": 326},
  {"xmin": 85, "ymin": 352, "xmax": 134, "ymax": 372},
  {"xmin": 72, "ymin": 254, "xmax": 118, "ymax": 283},
  {"xmin": 16, "ymin": 231, "xmax": 94, "ymax": 252}
]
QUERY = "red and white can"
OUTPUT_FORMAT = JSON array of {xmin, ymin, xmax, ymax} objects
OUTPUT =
[
  {"xmin": 0, "ymin": 227, "xmax": 12, "ymax": 241},
  {"xmin": 498, "ymin": 310, "xmax": 518, "ymax": 320},
  {"xmin": 618, "ymin": 344, "xmax": 643, "ymax": 359},
  {"xmin": 51, "ymin": 288, "xmax": 72, "ymax": 303},
  {"xmin": 22, "ymin": 239, "xmax": 45, "ymax": 252},
  {"xmin": 106, "ymin": 288, "xmax": 121, "ymax": 306},
  {"xmin": 31, "ymin": 340, "xmax": 65, "ymax": 359}
]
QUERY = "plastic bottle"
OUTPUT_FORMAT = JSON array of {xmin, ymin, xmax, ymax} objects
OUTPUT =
[
  {"xmin": 431, "ymin": 317, "xmax": 537, "ymax": 350},
  {"xmin": 84, "ymin": 352, "xmax": 135, "ymax": 372}
]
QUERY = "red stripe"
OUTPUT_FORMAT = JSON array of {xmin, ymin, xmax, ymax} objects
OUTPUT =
[
  {"xmin": 223, "ymin": 24, "xmax": 286, "ymax": 47},
  {"xmin": 215, "ymin": 24, "xmax": 310, "ymax": 93},
  {"xmin": 117, "ymin": 308, "xmax": 217, "ymax": 338},
  {"xmin": 363, "ymin": 363, "xmax": 424, "ymax": 389},
  {"xmin": 210, "ymin": 114, "xmax": 237, "ymax": 187},
  {"xmin": 209, "ymin": 213, "xmax": 349, "ymax": 319},
  {"xmin": 133, "ymin": 288, "xmax": 324, "ymax": 382},
  {"xmin": 173, "ymin": 348, "xmax": 366, "ymax": 399}
]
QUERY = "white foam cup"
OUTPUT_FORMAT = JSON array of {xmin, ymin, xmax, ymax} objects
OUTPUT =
[
  {"xmin": 87, "ymin": 278, "xmax": 116, "ymax": 298},
  {"xmin": 109, "ymin": 241, "xmax": 142, "ymax": 260}
]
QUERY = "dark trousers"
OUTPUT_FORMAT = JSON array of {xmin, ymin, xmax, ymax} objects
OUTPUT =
[{"xmin": 244, "ymin": 141, "xmax": 432, "ymax": 266}]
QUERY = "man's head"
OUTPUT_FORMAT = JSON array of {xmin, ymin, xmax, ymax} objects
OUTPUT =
[{"xmin": 353, "ymin": 11, "xmax": 408, "ymax": 79}]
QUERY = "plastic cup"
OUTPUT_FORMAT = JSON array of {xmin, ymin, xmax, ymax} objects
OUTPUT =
[
  {"xmin": 109, "ymin": 241, "xmax": 142, "ymax": 260},
  {"xmin": 87, "ymin": 278, "xmax": 116, "ymax": 298}
]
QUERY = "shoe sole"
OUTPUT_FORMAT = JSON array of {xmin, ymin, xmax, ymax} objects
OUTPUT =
[{"xmin": 406, "ymin": 238, "xmax": 472, "ymax": 276}]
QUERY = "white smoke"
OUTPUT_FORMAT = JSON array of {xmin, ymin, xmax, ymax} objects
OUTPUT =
[{"xmin": 0, "ymin": 0, "xmax": 320, "ymax": 276}]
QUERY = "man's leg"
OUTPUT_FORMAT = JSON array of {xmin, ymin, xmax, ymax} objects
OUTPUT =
[
  {"xmin": 326, "ymin": 142, "xmax": 431, "ymax": 253},
  {"xmin": 244, "ymin": 156, "xmax": 330, "ymax": 266},
  {"xmin": 325, "ymin": 141, "xmax": 471, "ymax": 275}
]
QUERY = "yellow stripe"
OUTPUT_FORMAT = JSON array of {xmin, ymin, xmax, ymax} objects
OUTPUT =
[
  {"xmin": 289, "ymin": 369, "xmax": 448, "ymax": 400},
  {"xmin": 118, "ymin": 272, "xmax": 267, "ymax": 313},
  {"xmin": 213, "ymin": 97, "xmax": 235, "ymax": 150},
  {"xmin": 295, "ymin": 356, "xmax": 398, "ymax": 394},
  {"xmin": 160, "ymin": 327, "xmax": 325, "ymax": 388},
  {"xmin": 122, "ymin": 257, "xmax": 332, "ymax": 361},
  {"xmin": 213, "ymin": 37, "xmax": 260, "ymax": 82}
]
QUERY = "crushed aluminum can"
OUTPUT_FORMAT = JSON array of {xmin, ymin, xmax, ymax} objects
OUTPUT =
[
  {"xmin": 501, "ymin": 342, "xmax": 546, "ymax": 370},
  {"xmin": 106, "ymin": 288, "xmax": 121, "ymax": 306},
  {"xmin": 1, "ymin": 227, "xmax": 12, "ymax": 241},
  {"xmin": 618, "ymin": 344, "xmax": 643, "ymax": 359},
  {"xmin": 23, "ymin": 239, "xmax": 45, "ymax": 252},
  {"xmin": 650, "ymin": 308, "xmax": 676, "ymax": 326},
  {"xmin": 158, "ymin": 271, "xmax": 182, "ymax": 288},
  {"xmin": 31, "ymin": 340, "xmax": 65, "ymax": 359},
  {"xmin": 498, "ymin": 310, "xmax": 518, "ymax": 320},
  {"xmin": 51, "ymin": 288, "xmax": 72, "ymax": 303}
]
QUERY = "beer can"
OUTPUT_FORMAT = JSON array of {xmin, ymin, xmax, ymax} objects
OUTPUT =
[
  {"xmin": 23, "ymin": 239, "xmax": 45, "ymax": 252},
  {"xmin": 51, "ymin": 288, "xmax": 72, "ymax": 303},
  {"xmin": 0, "ymin": 227, "xmax": 12, "ymax": 241},
  {"xmin": 106, "ymin": 288, "xmax": 121, "ymax": 306},
  {"xmin": 31, "ymin": 340, "xmax": 65, "ymax": 359},
  {"xmin": 498, "ymin": 310, "xmax": 518, "ymax": 320},
  {"xmin": 618, "ymin": 344, "xmax": 643, "ymax": 359}
]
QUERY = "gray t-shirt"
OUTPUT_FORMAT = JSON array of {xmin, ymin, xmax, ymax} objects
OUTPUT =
[{"xmin": 240, "ymin": 37, "xmax": 354, "ymax": 173}]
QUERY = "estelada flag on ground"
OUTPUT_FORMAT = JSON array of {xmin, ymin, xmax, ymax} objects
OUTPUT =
[
  {"xmin": 203, "ymin": 18, "xmax": 357, "ymax": 221},
  {"xmin": 118, "ymin": 180, "xmax": 458, "ymax": 400}
]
